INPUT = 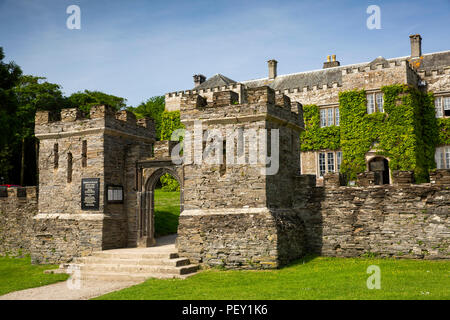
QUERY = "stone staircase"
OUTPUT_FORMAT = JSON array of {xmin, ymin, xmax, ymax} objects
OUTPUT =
[{"xmin": 63, "ymin": 235, "xmax": 199, "ymax": 282}]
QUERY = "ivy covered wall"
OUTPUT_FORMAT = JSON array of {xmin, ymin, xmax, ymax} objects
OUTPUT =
[{"xmin": 300, "ymin": 84, "xmax": 440, "ymax": 183}]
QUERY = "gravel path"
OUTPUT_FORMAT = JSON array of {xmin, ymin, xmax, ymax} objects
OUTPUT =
[{"xmin": 0, "ymin": 279, "xmax": 142, "ymax": 300}]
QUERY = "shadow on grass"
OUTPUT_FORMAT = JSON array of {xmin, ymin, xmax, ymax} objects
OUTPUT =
[{"xmin": 154, "ymin": 210, "xmax": 179, "ymax": 237}]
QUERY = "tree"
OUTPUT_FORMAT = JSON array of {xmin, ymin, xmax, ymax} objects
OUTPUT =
[
  {"xmin": 13, "ymin": 75, "xmax": 66, "ymax": 185},
  {"xmin": 0, "ymin": 47, "xmax": 22, "ymax": 183},
  {"xmin": 67, "ymin": 90, "xmax": 127, "ymax": 113},
  {"xmin": 127, "ymin": 96, "xmax": 165, "ymax": 139}
]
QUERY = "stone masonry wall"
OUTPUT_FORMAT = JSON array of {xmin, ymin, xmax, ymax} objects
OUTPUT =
[
  {"xmin": 0, "ymin": 187, "xmax": 37, "ymax": 256},
  {"xmin": 295, "ymin": 171, "xmax": 450, "ymax": 259}
]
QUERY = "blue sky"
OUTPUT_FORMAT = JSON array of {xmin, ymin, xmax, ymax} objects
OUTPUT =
[{"xmin": 0, "ymin": 0, "xmax": 449, "ymax": 107}]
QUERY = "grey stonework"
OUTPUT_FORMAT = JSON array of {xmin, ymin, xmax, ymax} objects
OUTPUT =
[
  {"xmin": 0, "ymin": 187, "xmax": 37, "ymax": 256},
  {"xmin": 1, "ymin": 37, "xmax": 450, "ymax": 267}
]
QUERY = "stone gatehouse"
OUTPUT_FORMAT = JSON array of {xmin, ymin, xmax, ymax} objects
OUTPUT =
[{"xmin": 0, "ymin": 34, "xmax": 449, "ymax": 268}]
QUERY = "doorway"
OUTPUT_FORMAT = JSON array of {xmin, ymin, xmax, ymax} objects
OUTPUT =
[{"xmin": 368, "ymin": 157, "xmax": 390, "ymax": 185}]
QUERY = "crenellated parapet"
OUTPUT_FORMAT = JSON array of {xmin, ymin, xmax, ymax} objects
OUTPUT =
[
  {"xmin": 35, "ymin": 105, "xmax": 155, "ymax": 142},
  {"xmin": 179, "ymin": 86, "xmax": 304, "ymax": 131}
]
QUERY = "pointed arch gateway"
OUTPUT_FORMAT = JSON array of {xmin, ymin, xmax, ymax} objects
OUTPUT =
[{"xmin": 136, "ymin": 160, "xmax": 183, "ymax": 247}]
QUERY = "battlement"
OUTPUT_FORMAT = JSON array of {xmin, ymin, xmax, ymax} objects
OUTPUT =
[
  {"xmin": 342, "ymin": 60, "xmax": 407, "ymax": 75},
  {"xmin": 417, "ymin": 66, "xmax": 450, "ymax": 77},
  {"xmin": 179, "ymin": 86, "xmax": 303, "ymax": 130},
  {"xmin": 166, "ymin": 83, "xmax": 243, "ymax": 98},
  {"xmin": 35, "ymin": 105, "xmax": 155, "ymax": 141},
  {"xmin": 0, "ymin": 186, "xmax": 37, "ymax": 200}
]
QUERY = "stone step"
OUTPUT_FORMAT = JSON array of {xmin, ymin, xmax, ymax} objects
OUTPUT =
[
  {"xmin": 74, "ymin": 257, "xmax": 191, "ymax": 267},
  {"xmin": 90, "ymin": 251, "xmax": 179, "ymax": 260},
  {"xmin": 76, "ymin": 263, "xmax": 198, "ymax": 275},
  {"xmin": 72, "ymin": 271, "xmax": 194, "ymax": 281}
]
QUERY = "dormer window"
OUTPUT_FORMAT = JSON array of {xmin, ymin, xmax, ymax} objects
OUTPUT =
[{"xmin": 367, "ymin": 93, "xmax": 384, "ymax": 114}]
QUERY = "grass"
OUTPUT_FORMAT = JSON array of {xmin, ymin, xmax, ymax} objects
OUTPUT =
[
  {"xmin": 95, "ymin": 256, "xmax": 449, "ymax": 300},
  {"xmin": 0, "ymin": 254, "xmax": 69, "ymax": 296},
  {"xmin": 154, "ymin": 189, "xmax": 180, "ymax": 237}
]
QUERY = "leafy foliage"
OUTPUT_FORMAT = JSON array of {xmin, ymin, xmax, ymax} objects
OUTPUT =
[
  {"xmin": 67, "ymin": 90, "xmax": 127, "ymax": 114},
  {"xmin": 160, "ymin": 110, "xmax": 184, "ymax": 140},
  {"xmin": 338, "ymin": 85, "xmax": 438, "ymax": 182},
  {"xmin": 300, "ymin": 105, "xmax": 340, "ymax": 151},
  {"xmin": 127, "ymin": 96, "xmax": 165, "ymax": 139},
  {"xmin": 160, "ymin": 173, "xmax": 180, "ymax": 192}
]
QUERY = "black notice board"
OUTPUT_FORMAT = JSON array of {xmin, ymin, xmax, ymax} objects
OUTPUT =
[{"xmin": 81, "ymin": 178, "xmax": 100, "ymax": 210}]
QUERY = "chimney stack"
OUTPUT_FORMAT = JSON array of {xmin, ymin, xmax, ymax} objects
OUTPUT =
[
  {"xmin": 193, "ymin": 74, "xmax": 206, "ymax": 87},
  {"xmin": 268, "ymin": 59, "xmax": 278, "ymax": 79},
  {"xmin": 409, "ymin": 34, "xmax": 422, "ymax": 58},
  {"xmin": 323, "ymin": 54, "xmax": 340, "ymax": 69}
]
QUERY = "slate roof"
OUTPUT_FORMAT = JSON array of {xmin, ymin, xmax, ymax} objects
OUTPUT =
[
  {"xmin": 194, "ymin": 74, "xmax": 237, "ymax": 90},
  {"xmin": 190, "ymin": 50, "xmax": 450, "ymax": 92}
]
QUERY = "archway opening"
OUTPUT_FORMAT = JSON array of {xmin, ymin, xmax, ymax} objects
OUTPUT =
[
  {"xmin": 154, "ymin": 172, "xmax": 181, "ymax": 238},
  {"xmin": 139, "ymin": 168, "xmax": 182, "ymax": 247},
  {"xmin": 368, "ymin": 157, "xmax": 390, "ymax": 185}
]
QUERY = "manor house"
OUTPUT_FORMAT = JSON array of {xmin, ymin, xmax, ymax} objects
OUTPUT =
[{"xmin": 166, "ymin": 34, "xmax": 450, "ymax": 185}]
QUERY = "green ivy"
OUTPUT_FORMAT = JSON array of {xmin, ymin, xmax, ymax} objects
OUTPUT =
[
  {"xmin": 299, "ymin": 105, "xmax": 340, "ymax": 151},
  {"xmin": 158, "ymin": 111, "xmax": 184, "ymax": 190},
  {"xmin": 437, "ymin": 118, "xmax": 450, "ymax": 145},
  {"xmin": 160, "ymin": 110, "xmax": 184, "ymax": 140},
  {"xmin": 300, "ymin": 85, "xmax": 439, "ymax": 183}
]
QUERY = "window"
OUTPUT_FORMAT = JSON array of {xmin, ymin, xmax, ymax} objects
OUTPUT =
[
  {"xmin": 367, "ymin": 94, "xmax": 375, "ymax": 114},
  {"xmin": 318, "ymin": 153, "xmax": 326, "ymax": 176},
  {"xmin": 318, "ymin": 150, "xmax": 342, "ymax": 177},
  {"xmin": 327, "ymin": 152, "xmax": 335, "ymax": 172},
  {"xmin": 367, "ymin": 93, "xmax": 384, "ymax": 114},
  {"xmin": 67, "ymin": 152, "xmax": 72, "ymax": 183},
  {"xmin": 444, "ymin": 97, "xmax": 450, "ymax": 117},
  {"xmin": 319, "ymin": 107, "xmax": 340, "ymax": 127},
  {"xmin": 337, "ymin": 151, "xmax": 343, "ymax": 171},
  {"xmin": 53, "ymin": 143, "xmax": 59, "ymax": 169},
  {"xmin": 320, "ymin": 109, "xmax": 327, "ymax": 127},
  {"xmin": 435, "ymin": 97, "xmax": 443, "ymax": 118},
  {"xmin": 435, "ymin": 146, "xmax": 450, "ymax": 169},
  {"xmin": 376, "ymin": 93, "xmax": 384, "ymax": 112},
  {"xmin": 434, "ymin": 96, "xmax": 450, "ymax": 118},
  {"xmin": 327, "ymin": 109, "xmax": 333, "ymax": 127},
  {"xmin": 82, "ymin": 140, "xmax": 87, "ymax": 167}
]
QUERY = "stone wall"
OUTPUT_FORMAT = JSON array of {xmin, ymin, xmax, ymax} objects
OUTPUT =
[
  {"xmin": 32, "ymin": 105, "xmax": 155, "ymax": 263},
  {"xmin": 295, "ymin": 170, "xmax": 450, "ymax": 259},
  {"xmin": 177, "ymin": 86, "xmax": 306, "ymax": 269},
  {"xmin": 0, "ymin": 187, "xmax": 37, "ymax": 255}
]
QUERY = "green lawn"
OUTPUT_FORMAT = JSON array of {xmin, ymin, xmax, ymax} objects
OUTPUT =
[
  {"xmin": 0, "ymin": 255, "xmax": 69, "ymax": 296},
  {"xmin": 154, "ymin": 189, "xmax": 180, "ymax": 237},
  {"xmin": 95, "ymin": 256, "xmax": 449, "ymax": 300}
]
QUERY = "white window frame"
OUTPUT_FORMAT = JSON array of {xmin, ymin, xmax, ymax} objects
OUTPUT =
[
  {"xmin": 317, "ymin": 150, "xmax": 342, "ymax": 177},
  {"xmin": 434, "ymin": 96, "xmax": 450, "ymax": 118},
  {"xmin": 320, "ymin": 109, "xmax": 327, "ymax": 127},
  {"xmin": 367, "ymin": 92, "xmax": 384, "ymax": 114},
  {"xmin": 335, "ymin": 107, "xmax": 340, "ymax": 126},
  {"xmin": 435, "ymin": 146, "xmax": 450, "ymax": 169},
  {"xmin": 319, "ymin": 106, "xmax": 340, "ymax": 127}
]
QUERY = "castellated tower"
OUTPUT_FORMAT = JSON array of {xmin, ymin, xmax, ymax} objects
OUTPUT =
[
  {"xmin": 32, "ymin": 106, "xmax": 155, "ymax": 263},
  {"xmin": 176, "ymin": 86, "xmax": 308, "ymax": 269}
]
